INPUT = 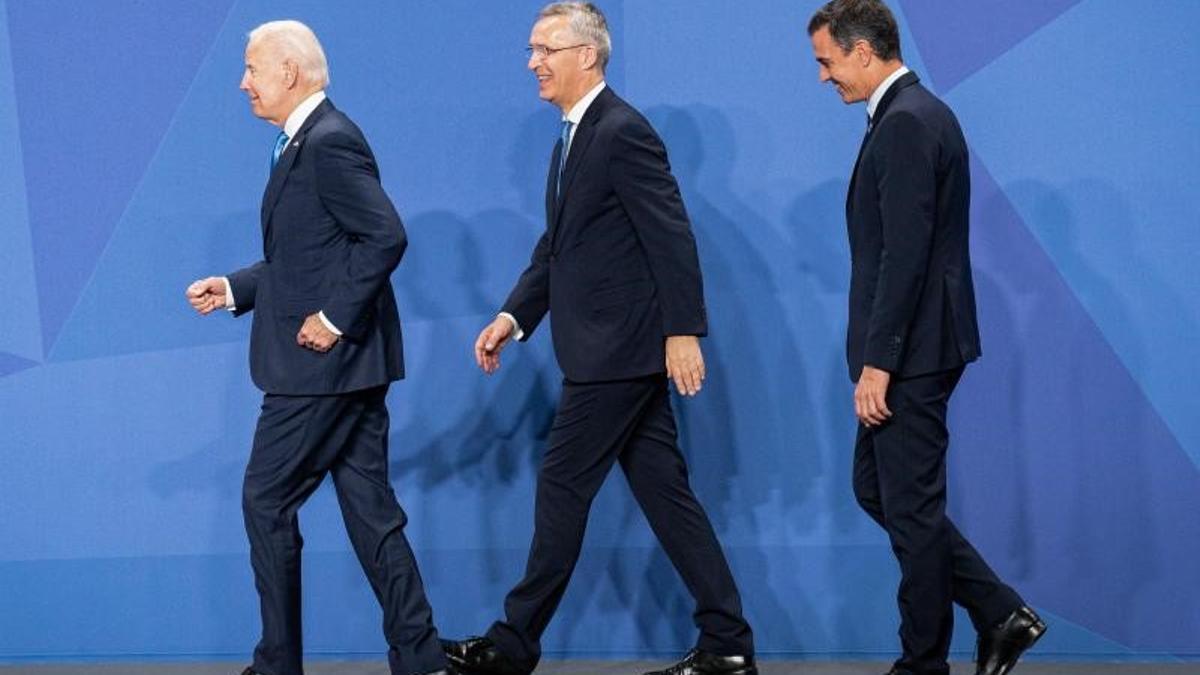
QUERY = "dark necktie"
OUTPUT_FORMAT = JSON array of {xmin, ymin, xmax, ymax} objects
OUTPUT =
[
  {"xmin": 556, "ymin": 120, "xmax": 573, "ymax": 198},
  {"xmin": 270, "ymin": 131, "xmax": 289, "ymax": 170}
]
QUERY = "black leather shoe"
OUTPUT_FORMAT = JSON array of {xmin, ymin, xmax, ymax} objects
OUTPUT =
[
  {"xmin": 975, "ymin": 605, "xmax": 1047, "ymax": 675},
  {"xmin": 643, "ymin": 649, "xmax": 758, "ymax": 675},
  {"xmin": 441, "ymin": 636, "xmax": 529, "ymax": 675}
]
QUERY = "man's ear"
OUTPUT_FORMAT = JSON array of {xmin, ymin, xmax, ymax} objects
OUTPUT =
[
  {"xmin": 580, "ymin": 45, "xmax": 600, "ymax": 71},
  {"xmin": 853, "ymin": 39, "xmax": 874, "ymax": 67},
  {"xmin": 282, "ymin": 60, "xmax": 300, "ymax": 89}
]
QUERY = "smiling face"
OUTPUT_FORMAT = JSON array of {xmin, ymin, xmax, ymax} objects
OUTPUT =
[
  {"xmin": 527, "ymin": 15, "xmax": 597, "ymax": 113},
  {"xmin": 239, "ymin": 39, "xmax": 297, "ymax": 126},
  {"xmin": 810, "ymin": 25, "xmax": 873, "ymax": 104}
]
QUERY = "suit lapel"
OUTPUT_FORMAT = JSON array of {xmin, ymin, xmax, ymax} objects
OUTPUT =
[
  {"xmin": 260, "ymin": 98, "xmax": 334, "ymax": 251},
  {"xmin": 545, "ymin": 138, "xmax": 562, "ymax": 232},
  {"xmin": 846, "ymin": 72, "xmax": 920, "ymax": 213},
  {"xmin": 547, "ymin": 87, "xmax": 613, "ymax": 251}
]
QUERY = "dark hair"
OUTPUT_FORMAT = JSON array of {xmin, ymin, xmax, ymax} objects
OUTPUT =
[{"xmin": 807, "ymin": 0, "xmax": 902, "ymax": 61}]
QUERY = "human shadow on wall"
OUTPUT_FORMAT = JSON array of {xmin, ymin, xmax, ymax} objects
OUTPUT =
[
  {"xmin": 966, "ymin": 178, "xmax": 1163, "ymax": 624},
  {"xmin": 782, "ymin": 178, "xmax": 857, "ymax": 532},
  {"xmin": 388, "ymin": 206, "xmax": 558, "ymax": 585},
  {"xmin": 386, "ymin": 108, "xmax": 562, "ymax": 591},
  {"xmin": 783, "ymin": 178, "xmax": 884, "ymax": 649},
  {"xmin": 555, "ymin": 104, "xmax": 814, "ymax": 652}
]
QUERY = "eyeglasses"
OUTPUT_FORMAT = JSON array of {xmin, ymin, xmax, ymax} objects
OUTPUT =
[{"xmin": 526, "ymin": 43, "xmax": 591, "ymax": 60}]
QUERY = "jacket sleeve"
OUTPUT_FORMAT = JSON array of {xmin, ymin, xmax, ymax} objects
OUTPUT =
[
  {"xmin": 863, "ymin": 111, "xmax": 937, "ymax": 372},
  {"xmin": 608, "ymin": 115, "xmax": 707, "ymax": 337},
  {"xmin": 500, "ymin": 228, "xmax": 552, "ymax": 341},
  {"xmin": 313, "ymin": 129, "xmax": 405, "ymax": 340},
  {"xmin": 226, "ymin": 260, "xmax": 265, "ymax": 317}
]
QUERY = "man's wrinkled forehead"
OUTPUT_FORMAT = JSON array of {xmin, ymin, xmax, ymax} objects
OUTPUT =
[{"xmin": 531, "ymin": 15, "xmax": 572, "ymax": 43}]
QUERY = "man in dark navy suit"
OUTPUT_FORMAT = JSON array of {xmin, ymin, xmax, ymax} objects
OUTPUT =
[
  {"xmin": 808, "ymin": 2, "xmax": 1046, "ymax": 674},
  {"xmin": 185, "ymin": 20, "xmax": 450, "ymax": 675},
  {"xmin": 441, "ymin": 4, "xmax": 755, "ymax": 675}
]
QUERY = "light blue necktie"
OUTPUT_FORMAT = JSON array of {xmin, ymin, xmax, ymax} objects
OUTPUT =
[
  {"xmin": 556, "ymin": 120, "xmax": 573, "ymax": 198},
  {"xmin": 270, "ymin": 131, "xmax": 289, "ymax": 170}
]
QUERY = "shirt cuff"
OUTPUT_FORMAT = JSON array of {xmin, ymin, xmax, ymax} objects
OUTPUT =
[
  {"xmin": 498, "ymin": 312, "xmax": 524, "ymax": 341},
  {"xmin": 318, "ymin": 311, "xmax": 343, "ymax": 336},
  {"xmin": 222, "ymin": 277, "xmax": 236, "ymax": 311}
]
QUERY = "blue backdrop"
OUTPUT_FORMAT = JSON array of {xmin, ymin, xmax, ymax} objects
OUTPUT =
[{"xmin": 1, "ymin": 0, "xmax": 1197, "ymax": 663}]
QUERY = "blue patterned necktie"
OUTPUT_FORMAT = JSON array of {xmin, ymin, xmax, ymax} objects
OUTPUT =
[
  {"xmin": 270, "ymin": 131, "xmax": 289, "ymax": 170},
  {"xmin": 556, "ymin": 120, "xmax": 573, "ymax": 198}
]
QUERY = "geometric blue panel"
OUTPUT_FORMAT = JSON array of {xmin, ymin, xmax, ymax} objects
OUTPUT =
[
  {"xmin": 49, "ymin": 0, "xmax": 561, "ymax": 363},
  {"xmin": 944, "ymin": 0, "xmax": 1200, "ymax": 468},
  {"xmin": 0, "ymin": 2, "xmax": 42, "ymax": 361},
  {"xmin": 0, "ymin": 352, "xmax": 37, "ymax": 379},
  {"xmin": 951, "ymin": 156, "xmax": 1200, "ymax": 652},
  {"xmin": 6, "ymin": 0, "xmax": 236, "ymax": 355},
  {"xmin": 897, "ymin": 0, "xmax": 1085, "ymax": 92}
]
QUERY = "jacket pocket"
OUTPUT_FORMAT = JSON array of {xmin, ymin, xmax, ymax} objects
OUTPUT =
[{"xmin": 590, "ymin": 280, "xmax": 654, "ymax": 311}]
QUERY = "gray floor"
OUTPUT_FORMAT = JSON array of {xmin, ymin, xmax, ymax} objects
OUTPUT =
[{"xmin": 0, "ymin": 662, "xmax": 1193, "ymax": 675}]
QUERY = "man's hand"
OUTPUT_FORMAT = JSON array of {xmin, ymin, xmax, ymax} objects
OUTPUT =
[
  {"xmin": 665, "ymin": 335, "xmax": 705, "ymax": 397},
  {"xmin": 297, "ymin": 313, "xmax": 339, "ymax": 352},
  {"xmin": 855, "ymin": 365, "xmax": 893, "ymax": 426},
  {"xmin": 186, "ymin": 277, "xmax": 228, "ymax": 315},
  {"xmin": 475, "ymin": 316, "xmax": 515, "ymax": 374}
]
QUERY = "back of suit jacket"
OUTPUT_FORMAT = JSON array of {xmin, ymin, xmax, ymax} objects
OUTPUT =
[
  {"xmin": 228, "ymin": 100, "xmax": 406, "ymax": 395},
  {"xmin": 501, "ymin": 87, "xmax": 707, "ymax": 383},
  {"xmin": 846, "ymin": 72, "xmax": 981, "ymax": 382}
]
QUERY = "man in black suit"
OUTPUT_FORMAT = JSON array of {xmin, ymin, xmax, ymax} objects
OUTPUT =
[
  {"xmin": 441, "ymin": 4, "xmax": 755, "ymax": 675},
  {"xmin": 185, "ymin": 20, "xmax": 450, "ymax": 675},
  {"xmin": 807, "ymin": 2, "xmax": 1046, "ymax": 674}
]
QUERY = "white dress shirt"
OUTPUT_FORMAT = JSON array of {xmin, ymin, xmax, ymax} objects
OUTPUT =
[
  {"xmin": 224, "ymin": 91, "xmax": 342, "ymax": 336},
  {"xmin": 867, "ymin": 65, "xmax": 910, "ymax": 123},
  {"xmin": 498, "ymin": 81, "xmax": 608, "ymax": 340}
]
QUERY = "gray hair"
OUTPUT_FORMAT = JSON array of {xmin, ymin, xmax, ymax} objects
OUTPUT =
[
  {"xmin": 248, "ymin": 20, "xmax": 330, "ymax": 88},
  {"xmin": 538, "ymin": 2, "xmax": 612, "ymax": 70}
]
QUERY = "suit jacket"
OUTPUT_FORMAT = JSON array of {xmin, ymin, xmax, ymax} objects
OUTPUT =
[
  {"xmin": 502, "ymin": 87, "xmax": 707, "ymax": 383},
  {"xmin": 227, "ymin": 99, "xmax": 405, "ymax": 395},
  {"xmin": 845, "ymin": 71, "xmax": 981, "ymax": 382}
]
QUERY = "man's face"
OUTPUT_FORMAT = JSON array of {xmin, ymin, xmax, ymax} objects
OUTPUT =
[
  {"xmin": 811, "ymin": 26, "xmax": 870, "ymax": 104},
  {"xmin": 240, "ymin": 40, "xmax": 292, "ymax": 125},
  {"xmin": 527, "ymin": 16, "xmax": 586, "ymax": 108}
]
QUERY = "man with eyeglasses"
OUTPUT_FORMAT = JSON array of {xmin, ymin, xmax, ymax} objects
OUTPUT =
[{"xmin": 440, "ymin": 3, "xmax": 756, "ymax": 675}]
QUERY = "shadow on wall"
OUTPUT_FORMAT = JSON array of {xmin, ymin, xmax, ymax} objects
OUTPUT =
[
  {"xmin": 950, "ymin": 171, "xmax": 1199, "ymax": 650},
  {"xmin": 387, "ymin": 106, "xmax": 564, "ymax": 595}
]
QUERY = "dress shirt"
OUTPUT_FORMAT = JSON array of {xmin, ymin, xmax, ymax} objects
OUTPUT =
[{"xmin": 867, "ymin": 65, "xmax": 910, "ymax": 122}]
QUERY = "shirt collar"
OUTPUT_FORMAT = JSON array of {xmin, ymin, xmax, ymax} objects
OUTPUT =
[
  {"xmin": 283, "ymin": 90, "xmax": 327, "ymax": 139},
  {"xmin": 564, "ymin": 81, "xmax": 607, "ymax": 126},
  {"xmin": 867, "ymin": 65, "xmax": 910, "ymax": 120}
]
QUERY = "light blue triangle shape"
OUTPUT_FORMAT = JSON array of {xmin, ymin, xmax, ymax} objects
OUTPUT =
[
  {"xmin": 943, "ymin": 0, "xmax": 1200, "ymax": 467},
  {"xmin": 0, "ymin": 0, "xmax": 43, "ymax": 362}
]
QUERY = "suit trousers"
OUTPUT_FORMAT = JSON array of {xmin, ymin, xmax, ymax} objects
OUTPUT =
[
  {"xmin": 487, "ymin": 374, "xmax": 754, "ymax": 671},
  {"xmin": 242, "ymin": 385, "xmax": 445, "ymax": 675},
  {"xmin": 852, "ymin": 367, "xmax": 1022, "ymax": 674}
]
